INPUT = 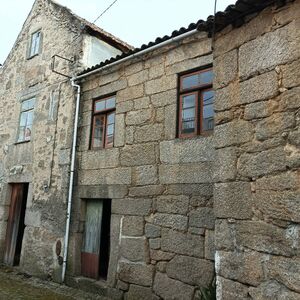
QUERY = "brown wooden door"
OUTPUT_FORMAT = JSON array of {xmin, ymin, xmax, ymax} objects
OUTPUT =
[
  {"xmin": 81, "ymin": 200, "xmax": 103, "ymax": 279},
  {"xmin": 4, "ymin": 184, "xmax": 25, "ymax": 265}
]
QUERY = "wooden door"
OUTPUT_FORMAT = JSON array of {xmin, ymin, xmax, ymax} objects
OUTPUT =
[
  {"xmin": 81, "ymin": 200, "xmax": 103, "ymax": 279},
  {"xmin": 4, "ymin": 184, "xmax": 25, "ymax": 265}
]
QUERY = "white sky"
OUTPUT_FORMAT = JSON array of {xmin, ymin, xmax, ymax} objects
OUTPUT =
[{"xmin": 0, "ymin": 0, "xmax": 235, "ymax": 64}]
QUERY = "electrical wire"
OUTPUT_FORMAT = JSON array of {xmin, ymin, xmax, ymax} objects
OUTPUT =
[{"xmin": 93, "ymin": 0, "xmax": 119, "ymax": 24}]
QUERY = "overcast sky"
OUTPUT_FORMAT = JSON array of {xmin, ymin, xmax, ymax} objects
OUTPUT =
[{"xmin": 0, "ymin": 0, "xmax": 235, "ymax": 63}]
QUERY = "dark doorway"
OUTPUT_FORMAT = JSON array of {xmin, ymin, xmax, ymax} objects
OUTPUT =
[
  {"xmin": 81, "ymin": 199, "xmax": 111, "ymax": 280},
  {"xmin": 4, "ymin": 183, "xmax": 29, "ymax": 266}
]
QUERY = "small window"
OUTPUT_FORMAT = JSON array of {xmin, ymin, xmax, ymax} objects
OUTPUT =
[
  {"xmin": 17, "ymin": 98, "xmax": 35, "ymax": 142},
  {"xmin": 91, "ymin": 95, "xmax": 116, "ymax": 149},
  {"xmin": 178, "ymin": 68, "xmax": 214, "ymax": 137},
  {"xmin": 29, "ymin": 31, "xmax": 41, "ymax": 57}
]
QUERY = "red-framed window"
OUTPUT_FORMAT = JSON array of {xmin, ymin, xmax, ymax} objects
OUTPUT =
[
  {"xmin": 178, "ymin": 68, "xmax": 214, "ymax": 138},
  {"xmin": 91, "ymin": 95, "xmax": 116, "ymax": 149}
]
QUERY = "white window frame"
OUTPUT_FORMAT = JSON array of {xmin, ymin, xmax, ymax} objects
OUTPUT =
[{"xmin": 29, "ymin": 30, "xmax": 41, "ymax": 58}]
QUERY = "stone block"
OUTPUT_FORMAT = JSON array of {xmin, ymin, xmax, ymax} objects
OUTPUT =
[
  {"xmin": 190, "ymin": 196, "xmax": 212, "ymax": 208},
  {"xmin": 156, "ymin": 261, "xmax": 167, "ymax": 273},
  {"xmin": 166, "ymin": 255, "xmax": 214, "ymax": 287},
  {"xmin": 214, "ymin": 182, "xmax": 253, "ymax": 219},
  {"xmin": 120, "ymin": 143, "xmax": 156, "ymax": 166},
  {"xmin": 160, "ymin": 138, "xmax": 215, "ymax": 164},
  {"xmin": 166, "ymin": 183, "xmax": 213, "ymax": 197},
  {"xmin": 205, "ymin": 230, "xmax": 215, "ymax": 260},
  {"xmin": 24, "ymin": 210, "xmax": 41, "ymax": 227},
  {"xmin": 145, "ymin": 75, "xmax": 177, "ymax": 95},
  {"xmin": 122, "ymin": 216, "xmax": 144, "ymax": 236},
  {"xmin": 189, "ymin": 207, "xmax": 215, "ymax": 229},
  {"xmin": 235, "ymin": 221, "xmax": 298, "ymax": 256},
  {"xmin": 118, "ymin": 262, "xmax": 154, "ymax": 287},
  {"xmin": 134, "ymin": 96, "xmax": 150, "ymax": 110},
  {"xmin": 240, "ymin": 71, "xmax": 278, "ymax": 104},
  {"xmin": 112, "ymin": 198, "xmax": 152, "ymax": 216},
  {"xmin": 282, "ymin": 59, "xmax": 300, "ymax": 89},
  {"xmin": 114, "ymin": 114, "xmax": 125, "ymax": 147},
  {"xmin": 279, "ymin": 87, "xmax": 300, "ymax": 111},
  {"xmin": 149, "ymin": 238, "xmax": 161, "ymax": 250},
  {"xmin": 217, "ymin": 277, "xmax": 250, "ymax": 300},
  {"xmin": 149, "ymin": 63, "xmax": 165, "ymax": 79},
  {"xmin": 254, "ymin": 190, "xmax": 300, "ymax": 222},
  {"xmin": 159, "ymin": 163, "xmax": 212, "ymax": 184},
  {"xmin": 164, "ymin": 103, "xmax": 177, "ymax": 140},
  {"xmin": 120, "ymin": 237, "xmax": 149, "ymax": 263},
  {"xmin": 237, "ymin": 147, "xmax": 287, "ymax": 178},
  {"xmin": 239, "ymin": 22, "xmax": 300, "ymax": 79},
  {"xmin": 125, "ymin": 62, "xmax": 143, "ymax": 76},
  {"xmin": 156, "ymin": 195, "xmax": 189, "ymax": 215},
  {"xmin": 255, "ymin": 171, "xmax": 298, "ymax": 191},
  {"xmin": 134, "ymin": 123, "xmax": 164, "ymax": 143},
  {"xmin": 125, "ymin": 284, "xmax": 156, "ymax": 300},
  {"xmin": 151, "ymin": 213, "xmax": 188, "ymax": 231},
  {"xmin": 213, "ymin": 147, "xmax": 237, "ymax": 182},
  {"xmin": 214, "ymin": 82, "xmax": 240, "ymax": 111},
  {"xmin": 217, "ymin": 250, "xmax": 265, "ymax": 286},
  {"xmin": 92, "ymin": 79, "xmax": 127, "ymax": 97},
  {"xmin": 266, "ymin": 256, "xmax": 300, "ymax": 293},
  {"xmin": 80, "ymin": 148, "xmax": 119, "ymax": 170},
  {"xmin": 214, "ymin": 220, "xmax": 235, "ymax": 251},
  {"xmin": 132, "ymin": 165, "xmax": 158, "ymax": 186},
  {"xmin": 145, "ymin": 223, "xmax": 161, "ymax": 238},
  {"xmin": 244, "ymin": 100, "xmax": 278, "ymax": 120},
  {"xmin": 214, "ymin": 49, "xmax": 237, "ymax": 89},
  {"xmin": 249, "ymin": 280, "xmax": 300, "ymax": 300},
  {"xmin": 161, "ymin": 228, "xmax": 204, "ymax": 258},
  {"xmin": 150, "ymin": 249, "xmax": 175, "ymax": 261},
  {"xmin": 125, "ymin": 126, "xmax": 134, "ymax": 145},
  {"xmin": 255, "ymin": 112, "xmax": 295, "ymax": 141},
  {"xmin": 78, "ymin": 167, "xmax": 131, "ymax": 185},
  {"xmin": 77, "ymin": 184, "xmax": 128, "ymax": 199},
  {"xmin": 128, "ymin": 69, "xmax": 149, "ymax": 86},
  {"xmin": 116, "ymin": 100, "xmax": 133, "ymax": 114},
  {"xmin": 125, "ymin": 109, "xmax": 152, "ymax": 126},
  {"xmin": 129, "ymin": 185, "xmax": 165, "ymax": 197},
  {"xmin": 214, "ymin": 120, "xmax": 253, "ymax": 148},
  {"xmin": 153, "ymin": 272, "xmax": 194, "ymax": 300},
  {"xmin": 150, "ymin": 89, "xmax": 177, "ymax": 107},
  {"xmin": 118, "ymin": 84, "xmax": 144, "ymax": 101}
]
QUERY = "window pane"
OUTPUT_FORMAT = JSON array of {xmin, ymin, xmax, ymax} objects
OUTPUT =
[
  {"xmin": 30, "ymin": 31, "xmax": 40, "ymax": 56},
  {"xmin": 181, "ymin": 107, "xmax": 195, "ymax": 134},
  {"xmin": 107, "ymin": 112, "xmax": 115, "ymax": 125},
  {"xmin": 24, "ymin": 125, "xmax": 32, "ymax": 141},
  {"xmin": 182, "ymin": 69, "xmax": 213, "ymax": 89},
  {"xmin": 203, "ymin": 104, "xmax": 214, "ymax": 131},
  {"xmin": 18, "ymin": 126, "xmax": 25, "ymax": 142},
  {"xmin": 19, "ymin": 112, "xmax": 27, "ymax": 126},
  {"xmin": 93, "ymin": 115, "xmax": 105, "ymax": 148},
  {"xmin": 22, "ymin": 98, "xmax": 35, "ymax": 111},
  {"xmin": 182, "ymin": 108, "xmax": 195, "ymax": 120},
  {"xmin": 95, "ymin": 100, "xmax": 105, "ymax": 112},
  {"xmin": 199, "ymin": 70, "xmax": 213, "ymax": 85},
  {"xmin": 182, "ymin": 74, "xmax": 199, "ymax": 89},
  {"xmin": 182, "ymin": 94, "xmax": 196, "ymax": 109},
  {"xmin": 106, "ymin": 97, "xmax": 116, "ymax": 109},
  {"xmin": 203, "ymin": 90, "xmax": 214, "ymax": 105},
  {"xmin": 26, "ymin": 111, "xmax": 34, "ymax": 126}
]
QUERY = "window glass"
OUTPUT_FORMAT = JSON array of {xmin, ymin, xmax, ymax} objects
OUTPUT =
[
  {"xmin": 30, "ymin": 31, "xmax": 41, "ymax": 57},
  {"xmin": 17, "ymin": 98, "xmax": 35, "ymax": 142},
  {"xmin": 178, "ymin": 68, "xmax": 214, "ymax": 137},
  {"xmin": 91, "ymin": 97, "xmax": 116, "ymax": 149},
  {"xmin": 93, "ymin": 115, "xmax": 105, "ymax": 148},
  {"xmin": 106, "ymin": 97, "xmax": 116, "ymax": 109}
]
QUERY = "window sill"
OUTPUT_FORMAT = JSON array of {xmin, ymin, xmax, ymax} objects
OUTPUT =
[{"xmin": 27, "ymin": 54, "xmax": 39, "ymax": 60}]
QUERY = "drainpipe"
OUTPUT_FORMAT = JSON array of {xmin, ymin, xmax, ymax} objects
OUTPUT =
[{"xmin": 62, "ymin": 79, "xmax": 81, "ymax": 283}]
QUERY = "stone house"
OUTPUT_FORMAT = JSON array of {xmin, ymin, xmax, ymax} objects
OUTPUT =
[
  {"xmin": 0, "ymin": 0, "xmax": 131, "ymax": 281},
  {"xmin": 66, "ymin": 0, "xmax": 300, "ymax": 299},
  {"xmin": 1, "ymin": 0, "xmax": 300, "ymax": 299}
]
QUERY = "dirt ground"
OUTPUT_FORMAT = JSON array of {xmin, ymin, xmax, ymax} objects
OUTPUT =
[{"xmin": 0, "ymin": 266, "xmax": 109, "ymax": 300}]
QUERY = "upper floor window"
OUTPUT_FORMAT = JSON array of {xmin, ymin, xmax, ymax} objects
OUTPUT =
[
  {"xmin": 29, "ymin": 30, "xmax": 41, "ymax": 58},
  {"xmin": 17, "ymin": 98, "xmax": 35, "ymax": 142},
  {"xmin": 178, "ymin": 68, "xmax": 214, "ymax": 138},
  {"xmin": 91, "ymin": 95, "xmax": 116, "ymax": 149}
]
